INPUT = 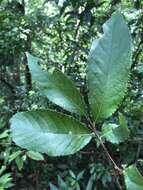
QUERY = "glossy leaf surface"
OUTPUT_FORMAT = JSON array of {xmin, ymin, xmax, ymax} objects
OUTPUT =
[
  {"xmin": 101, "ymin": 122, "xmax": 130, "ymax": 144},
  {"xmin": 10, "ymin": 110, "xmax": 92, "ymax": 156},
  {"xmin": 87, "ymin": 12, "xmax": 132, "ymax": 121},
  {"xmin": 123, "ymin": 165, "xmax": 143, "ymax": 190},
  {"xmin": 27, "ymin": 53, "xmax": 86, "ymax": 115},
  {"xmin": 26, "ymin": 151, "xmax": 44, "ymax": 161}
]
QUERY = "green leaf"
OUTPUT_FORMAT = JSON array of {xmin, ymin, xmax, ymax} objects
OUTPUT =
[
  {"xmin": 15, "ymin": 156, "xmax": 24, "ymax": 171},
  {"xmin": 0, "ymin": 130, "xmax": 9, "ymax": 139},
  {"xmin": 69, "ymin": 170, "xmax": 76, "ymax": 178},
  {"xmin": 26, "ymin": 151, "xmax": 44, "ymax": 161},
  {"xmin": 57, "ymin": 175, "xmax": 68, "ymax": 189},
  {"xmin": 0, "ymin": 118, "xmax": 6, "ymax": 129},
  {"xmin": 49, "ymin": 183, "xmax": 59, "ymax": 190},
  {"xmin": 86, "ymin": 175, "xmax": 94, "ymax": 190},
  {"xmin": 0, "ymin": 173, "xmax": 13, "ymax": 188},
  {"xmin": 9, "ymin": 150, "xmax": 22, "ymax": 162},
  {"xmin": 27, "ymin": 53, "xmax": 86, "ymax": 115},
  {"xmin": 77, "ymin": 170, "xmax": 85, "ymax": 180},
  {"xmin": 123, "ymin": 165, "xmax": 143, "ymax": 190},
  {"xmin": 0, "ymin": 166, "xmax": 6, "ymax": 176},
  {"xmin": 10, "ymin": 110, "xmax": 92, "ymax": 156},
  {"xmin": 101, "ymin": 121, "xmax": 130, "ymax": 144},
  {"xmin": 118, "ymin": 113, "xmax": 128, "ymax": 130},
  {"xmin": 87, "ymin": 12, "xmax": 132, "ymax": 121}
]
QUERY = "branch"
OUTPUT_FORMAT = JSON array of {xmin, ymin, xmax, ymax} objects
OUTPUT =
[
  {"xmin": 86, "ymin": 117, "xmax": 123, "ymax": 189},
  {"xmin": 93, "ymin": 126, "xmax": 122, "ymax": 173}
]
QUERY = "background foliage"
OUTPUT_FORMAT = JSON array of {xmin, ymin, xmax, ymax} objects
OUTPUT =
[{"xmin": 0, "ymin": 0, "xmax": 143, "ymax": 189}]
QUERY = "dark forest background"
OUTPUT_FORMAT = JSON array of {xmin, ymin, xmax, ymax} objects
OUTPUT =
[{"xmin": 0, "ymin": 0, "xmax": 143, "ymax": 189}]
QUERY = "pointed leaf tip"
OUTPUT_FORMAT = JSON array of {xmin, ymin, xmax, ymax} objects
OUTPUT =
[
  {"xmin": 27, "ymin": 53, "xmax": 86, "ymax": 115},
  {"xmin": 87, "ymin": 12, "xmax": 132, "ymax": 121}
]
